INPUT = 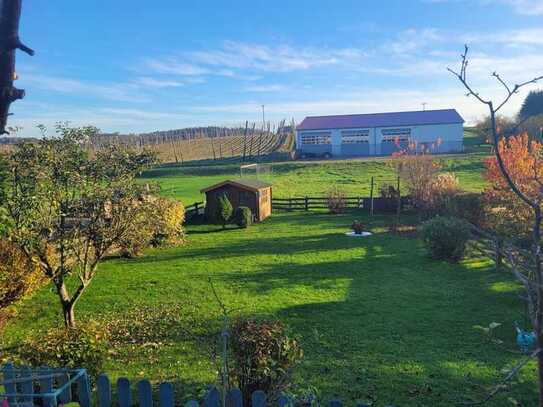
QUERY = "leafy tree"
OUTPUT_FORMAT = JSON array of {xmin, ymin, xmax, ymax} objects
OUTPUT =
[
  {"xmin": 519, "ymin": 90, "xmax": 543, "ymax": 121},
  {"xmin": 216, "ymin": 193, "xmax": 233, "ymax": 229},
  {"xmin": 449, "ymin": 46, "xmax": 543, "ymax": 405},
  {"xmin": 1, "ymin": 124, "xmax": 157, "ymax": 327},
  {"xmin": 394, "ymin": 154, "xmax": 442, "ymax": 216},
  {"xmin": 483, "ymin": 133, "xmax": 541, "ymax": 241}
]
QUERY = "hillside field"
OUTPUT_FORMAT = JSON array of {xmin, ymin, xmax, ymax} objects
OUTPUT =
[{"xmin": 140, "ymin": 153, "xmax": 488, "ymax": 205}]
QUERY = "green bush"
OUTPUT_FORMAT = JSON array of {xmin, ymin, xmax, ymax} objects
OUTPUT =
[
  {"xmin": 0, "ymin": 240, "xmax": 44, "ymax": 309},
  {"xmin": 216, "ymin": 194, "xmax": 233, "ymax": 228},
  {"xmin": 118, "ymin": 196, "xmax": 185, "ymax": 257},
  {"xmin": 420, "ymin": 216, "xmax": 471, "ymax": 262},
  {"xmin": 149, "ymin": 197, "xmax": 186, "ymax": 247},
  {"xmin": 234, "ymin": 206, "xmax": 253, "ymax": 228},
  {"xmin": 447, "ymin": 192, "xmax": 486, "ymax": 228},
  {"xmin": 230, "ymin": 318, "xmax": 303, "ymax": 406},
  {"xmin": 17, "ymin": 324, "xmax": 108, "ymax": 380}
]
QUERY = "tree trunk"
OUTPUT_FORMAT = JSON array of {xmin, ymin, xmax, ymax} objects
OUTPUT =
[
  {"xmin": 56, "ymin": 280, "xmax": 77, "ymax": 328},
  {"xmin": 62, "ymin": 302, "xmax": 76, "ymax": 328},
  {"xmin": 0, "ymin": 0, "xmax": 34, "ymax": 134}
]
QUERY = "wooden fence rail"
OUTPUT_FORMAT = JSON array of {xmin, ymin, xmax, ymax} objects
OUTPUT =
[
  {"xmin": 1, "ymin": 365, "xmax": 390, "ymax": 407},
  {"xmin": 185, "ymin": 201, "xmax": 204, "ymax": 219},
  {"xmin": 272, "ymin": 196, "xmax": 409, "ymax": 214}
]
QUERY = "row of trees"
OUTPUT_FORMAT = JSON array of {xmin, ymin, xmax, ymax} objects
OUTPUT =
[
  {"xmin": 475, "ymin": 89, "xmax": 543, "ymax": 142},
  {"xmin": 0, "ymin": 124, "xmax": 184, "ymax": 328}
]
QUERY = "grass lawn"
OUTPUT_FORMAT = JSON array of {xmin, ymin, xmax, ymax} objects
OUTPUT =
[
  {"xmin": 140, "ymin": 153, "xmax": 488, "ymax": 204},
  {"xmin": 3, "ymin": 211, "xmax": 536, "ymax": 406}
]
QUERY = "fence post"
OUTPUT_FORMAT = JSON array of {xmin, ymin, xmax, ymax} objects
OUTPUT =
[
  {"xmin": 195, "ymin": 202, "xmax": 199, "ymax": 215},
  {"xmin": 20, "ymin": 366, "xmax": 33, "ymax": 406},
  {"xmin": 40, "ymin": 367, "xmax": 55, "ymax": 407},
  {"xmin": 289, "ymin": 198, "xmax": 292, "ymax": 211},
  {"xmin": 159, "ymin": 383, "xmax": 175, "ymax": 407},
  {"xmin": 2, "ymin": 363, "xmax": 16, "ymax": 405},
  {"xmin": 97, "ymin": 374, "xmax": 111, "ymax": 407},
  {"xmin": 117, "ymin": 378, "xmax": 131, "ymax": 407},
  {"xmin": 370, "ymin": 176, "xmax": 374, "ymax": 216},
  {"xmin": 305, "ymin": 196, "xmax": 309, "ymax": 211},
  {"xmin": 137, "ymin": 380, "xmax": 153, "ymax": 407},
  {"xmin": 395, "ymin": 176, "xmax": 401, "ymax": 229},
  {"xmin": 77, "ymin": 371, "xmax": 91, "ymax": 407}
]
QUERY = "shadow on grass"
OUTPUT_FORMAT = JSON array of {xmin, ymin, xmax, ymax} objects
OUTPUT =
[{"xmin": 208, "ymin": 237, "xmax": 535, "ymax": 405}]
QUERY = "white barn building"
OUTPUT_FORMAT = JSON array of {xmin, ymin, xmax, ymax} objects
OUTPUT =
[{"xmin": 295, "ymin": 109, "xmax": 464, "ymax": 158}]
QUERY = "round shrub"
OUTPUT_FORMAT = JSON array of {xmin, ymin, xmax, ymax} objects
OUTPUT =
[
  {"xmin": 447, "ymin": 192, "xmax": 486, "ymax": 228},
  {"xmin": 234, "ymin": 206, "xmax": 253, "ymax": 228},
  {"xmin": 17, "ymin": 324, "xmax": 108, "ymax": 380},
  {"xmin": 420, "ymin": 216, "xmax": 471, "ymax": 262},
  {"xmin": 230, "ymin": 318, "xmax": 303, "ymax": 405}
]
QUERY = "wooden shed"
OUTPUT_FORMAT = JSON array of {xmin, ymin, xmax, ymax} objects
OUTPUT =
[{"xmin": 201, "ymin": 179, "xmax": 272, "ymax": 222}]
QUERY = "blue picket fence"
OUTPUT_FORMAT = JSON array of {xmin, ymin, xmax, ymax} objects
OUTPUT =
[{"xmin": 1, "ymin": 364, "xmax": 385, "ymax": 407}]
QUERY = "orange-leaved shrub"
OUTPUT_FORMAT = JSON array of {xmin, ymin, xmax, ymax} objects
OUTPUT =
[{"xmin": 484, "ymin": 133, "xmax": 542, "ymax": 240}]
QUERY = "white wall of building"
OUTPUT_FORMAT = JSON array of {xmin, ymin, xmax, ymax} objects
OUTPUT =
[{"xmin": 296, "ymin": 122, "xmax": 464, "ymax": 156}]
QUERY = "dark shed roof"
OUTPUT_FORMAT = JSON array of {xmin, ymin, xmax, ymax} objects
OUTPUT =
[
  {"xmin": 201, "ymin": 179, "xmax": 272, "ymax": 193},
  {"xmin": 296, "ymin": 109, "xmax": 464, "ymax": 131}
]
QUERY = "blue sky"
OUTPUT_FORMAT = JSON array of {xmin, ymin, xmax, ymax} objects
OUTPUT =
[{"xmin": 11, "ymin": 0, "xmax": 543, "ymax": 136}]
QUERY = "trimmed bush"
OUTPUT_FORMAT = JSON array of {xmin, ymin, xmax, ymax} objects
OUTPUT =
[
  {"xmin": 234, "ymin": 206, "xmax": 253, "ymax": 228},
  {"xmin": 17, "ymin": 324, "xmax": 108, "ymax": 380},
  {"xmin": 420, "ymin": 216, "xmax": 471, "ymax": 262},
  {"xmin": 216, "ymin": 193, "xmax": 233, "ymax": 228},
  {"xmin": 230, "ymin": 318, "xmax": 303, "ymax": 405}
]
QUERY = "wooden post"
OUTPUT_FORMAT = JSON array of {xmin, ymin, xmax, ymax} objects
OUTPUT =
[
  {"xmin": 97, "ymin": 374, "xmax": 111, "ymax": 407},
  {"xmin": 117, "ymin": 378, "xmax": 131, "ymax": 407},
  {"xmin": 137, "ymin": 380, "xmax": 153, "ymax": 407},
  {"xmin": 0, "ymin": 0, "xmax": 35, "ymax": 134},
  {"xmin": 305, "ymin": 196, "xmax": 309, "ymax": 211},
  {"xmin": 370, "ymin": 176, "xmax": 374, "ymax": 216},
  {"xmin": 395, "ymin": 176, "xmax": 401, "ymax": 230},
  {"xmin": 159, "ymin": 383, "xmax": 175, "ymax": 407}
]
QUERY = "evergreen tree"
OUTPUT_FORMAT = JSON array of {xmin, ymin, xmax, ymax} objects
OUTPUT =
[
  {"xmin": 519, "ymin": 90, "xmax": 543, "ymax": 120},
  {"xmin": 216, "ymin": 193, "xmax": 233, "ymax": 229}
]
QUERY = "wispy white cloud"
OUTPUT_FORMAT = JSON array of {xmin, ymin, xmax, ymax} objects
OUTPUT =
[
  {"xmin": 424, "ymin": 0, "xmax": 543, "ymax": 15},
  {"xmin": 145, "ymin": 41, "xmax": 368, "ymax": 78},
  {"xmin": 244, "ymin": 84, "xmax": 287, "ymax": 93},
  {"xmin": 133, "ymin": 77, "xmax": 185, "ymax": 88},
  {"xmin": 21, "ymin": 74, "xmax": 148, "ymax": 103},
  {"xmin": 497, "ymin": 0, "xmax": 543, "ymax": 15}
]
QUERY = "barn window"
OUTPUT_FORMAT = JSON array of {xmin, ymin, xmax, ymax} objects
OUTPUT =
[
  {"xmin": 300, "ymin": 132, "xmax": 331, "ymax": 145},
  {"xmin": 341, "ymin": 130, "xmax": 369, "ymax": 144},
  {"xmin": 381, "ymin": 128, "xmax": 411, "ymax": 142}
]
